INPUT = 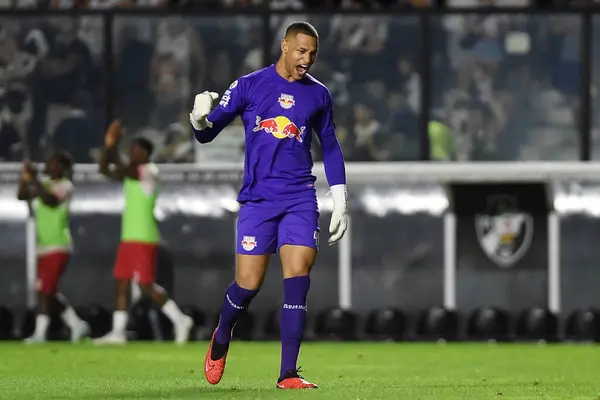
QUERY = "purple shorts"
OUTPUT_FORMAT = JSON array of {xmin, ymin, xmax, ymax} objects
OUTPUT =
[{"xmin": 236, "ymin": 199, "xmax": 320, "ymax": 255}]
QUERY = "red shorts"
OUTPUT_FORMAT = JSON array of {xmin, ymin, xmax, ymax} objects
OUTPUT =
[
  {"xmin": 113, "ymin": 242, "xmax": 158, "ymax": 285},
  {"xmin": 37, "ymin": 251, "xmax": 70, "ymax": 295}
]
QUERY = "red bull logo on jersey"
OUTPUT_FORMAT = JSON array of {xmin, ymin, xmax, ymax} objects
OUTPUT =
[
  {"xmin": 252, "ymin": 115, "xmax": 306, "ymax": 143},
  {"xmin": 278, "ymin": 93, "xmax": 295, "ymax": 109}
]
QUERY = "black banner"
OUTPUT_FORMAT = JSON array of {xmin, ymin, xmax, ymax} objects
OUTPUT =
[
  {"xmin": 450, "ymin": 183, "xmax": 549, "ymax": 312},
  {"xmin": 450, "ymin": 183, "xmax": 549, "ymax": 271}
]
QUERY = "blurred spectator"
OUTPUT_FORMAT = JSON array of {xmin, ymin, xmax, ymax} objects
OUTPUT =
[
  {"xmin": 0, "ymin": 15, "xmax": 104, "ymax": 162},
  {"xmin": 447, "ymin": 0, "xmax": 530, "ymax": 6},
  {"xmin": 306, "ymin": 16, "xmax": 421, "ymax": 161},
  {"xmin": 155, "ymin": 123, "xmax": 194, "ymax": 163},
  {"xmin": 380, "ymin": 90, "xmax": 420, "ymax": 160},
  {"xmin": 432, "ymin": 13, "xmax": 580, "ymax": 160},
  {"xmin": 0, "ymin": 0, "xmax": 435, "ymax": 7},
  {"xmin": 150, "ymin": 17, "xmax": 204, "ymax": 131},
  {"xmin": 194, "ymin": 118, "xmax": 245, "ymax": 163},
  {"xmin": 0, "ymin": 19, "xmax": 48, "ymax": 160},
  {"xmin": 37, "ymin": 18, "xmax": 93, "ymax": 149},
  {"xmin": 111, "ymin": 15, "xmax": 262, "ymax": 163},
  {"xmin": 48, "ymin": 0, "xmax": 168, "ymax": 7},
  {"xmin": 113, "ymin": 23, "xmax": 153, "ymax": 132},
  {"xmin": 0, "ymin": 0, "xmax": 38, "ymax": 7},
  {"xmin": 52, "ymin": 91, "xmax": 100, "ymax": 162}
]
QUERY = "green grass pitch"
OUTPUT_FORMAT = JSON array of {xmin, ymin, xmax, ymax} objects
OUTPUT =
[{"xmin": 0, "ymin": 341, "xmax": 599, "ymax": 399}]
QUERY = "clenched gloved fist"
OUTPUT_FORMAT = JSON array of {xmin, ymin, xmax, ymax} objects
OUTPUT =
[{"xmin": 190, "ymin": 91, "xmax": 219, "ymax": 131}]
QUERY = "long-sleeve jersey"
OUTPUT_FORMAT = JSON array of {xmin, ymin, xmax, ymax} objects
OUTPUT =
[{"xmin": 193, "ymin": 64, "xmax": 346, "ymax": 203}]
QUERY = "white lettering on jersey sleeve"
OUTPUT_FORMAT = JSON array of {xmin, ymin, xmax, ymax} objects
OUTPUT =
[
  {"xmin": 219, "ymin": 79, "xmax": 238, "ymax": 108},
  {"xmin": 138, "ymin": 163, "xmax": 159, "ymax": 196}
]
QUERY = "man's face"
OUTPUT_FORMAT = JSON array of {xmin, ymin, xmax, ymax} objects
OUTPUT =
[
  {"xmin": 44, "ymin": 156, "xmax": 61, "ymax": 177},
  {"xmin": 281, "ymin": 33, "xmax": 318, "ymax": 81},
  {"xmin": 129, "ymin": 143, "xmax": 148, "ymax": 165}
]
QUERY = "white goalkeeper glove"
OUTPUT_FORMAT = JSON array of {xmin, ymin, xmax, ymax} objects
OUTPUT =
[
  {"xmin": 328, "ymin": 184, "xmax": 348, "ymax": 246},
  {"xmin": 190, "ymin": 91, "xmax": 219, "ymax": 131}
]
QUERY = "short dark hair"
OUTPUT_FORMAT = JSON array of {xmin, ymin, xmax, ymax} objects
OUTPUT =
[
  {"xmin": 285, "ymin": 21, "xmax": 319, "ymax": 40},
  {"xmin": 132, "ymin": 137, "xmax": 154, "ymax": 156},
  {"xmin": 53, "ymin": 150, "xmax": 74, "ymax": 170}
]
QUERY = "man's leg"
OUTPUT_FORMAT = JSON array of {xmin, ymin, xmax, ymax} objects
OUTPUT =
[
  {"xmin": 26, "ymin": 255, "xmax": 52, "ymax": 343},
  {"xmin": 46, "ymin": 253, "xmax": 89, "ymax": 343},
  {"xmin": 94, "ymin": 243, "xmax": 132, "ymax": 344},
  {"xmin": 276, "ymin": 209, "xmax": 320, "ymax": 389},
  {"xmin": 93, "ymin": 279, "xmax": 129, "ymax": 344},
  {"xmin": 204, "ymin": 203, "xmax": 278, "ymax": 385},
  {"xmin": 277, "ymin": 245, "xmax": 317, "ymax": 389},
  {"xmin": 25, "ymin": 292, "xmax": 52, "ymax": 343},
  {"xmin": 217, "ymin": 254, "xmax": 270, "ymax": 346},
  {"xmin": 138, "ymin": 283, "xmax": 193, "ymax": 344},
  {"xmin": 204, "ymin": 253, "xmax": 268, "ymax": 385},
  {"xmin": 25, "ymin": 252, "xmax": 70, "ymax": 343},
  {"xmin": 131, "ymin": 243, "xmax": 193, "ymax": 344},
  {"xmin": 53, "ymin": 293, "xmax": 90, "ymax": 343}
]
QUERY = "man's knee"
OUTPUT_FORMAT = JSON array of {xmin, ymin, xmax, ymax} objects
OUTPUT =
[
  {"xmin": 235, "ymin": 254, "xmax": 270, "ymax": 290},
  {"xmin": 37, "ymin": 281, "xmax": 57, "ymax": 297},
  {"xmin": 115, "ymin": 279, "xmax": 130, "ymax": 294},
  {"xmin": 138, "ymin": 283, "xmax": 154, "ymax": 295},
  {"xmin": 279, "ymin": 245, "xmax": 317, "ymax": 279},
  {"xmin": 53, "ymin": 293, "xmax": 69, "ymax": 308}
]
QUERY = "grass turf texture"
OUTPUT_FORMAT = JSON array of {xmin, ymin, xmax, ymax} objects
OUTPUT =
[{"xmin": 0, "ymin": 342, "xmax": 598, "ymax": 399}]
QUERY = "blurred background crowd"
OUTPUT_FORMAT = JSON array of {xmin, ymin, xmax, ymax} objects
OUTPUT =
[
  {"xmin": 0, "ymin": 0, "xmax": 596, "ymax": 164},
  {"xmin": 0, "ymin": 0, "xmax": 597, "ymax": 9}
]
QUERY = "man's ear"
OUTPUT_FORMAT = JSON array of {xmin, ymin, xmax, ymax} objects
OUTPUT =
[{"xmin": 281, "ymin": 39, "xmax": 288, "ymax": 55}]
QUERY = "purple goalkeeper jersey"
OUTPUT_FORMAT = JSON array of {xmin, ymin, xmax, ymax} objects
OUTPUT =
[{"xmin": 193, "ymin": 64, "xmax": 346, "ymax": 203}]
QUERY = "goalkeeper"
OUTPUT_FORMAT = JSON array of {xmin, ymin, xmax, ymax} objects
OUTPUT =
[{"xmin": 190, "ymin": 21, "xmax": 348, "ymax": 389}]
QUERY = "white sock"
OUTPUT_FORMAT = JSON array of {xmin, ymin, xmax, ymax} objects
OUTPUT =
[
  {"xmin": 61, "ymin": 306, "xmax": 82, "ymax": 330},
  {"xmin": 113, "ymin": 310, "xmax": 128, "ymax": 334},
  {"xmin": 33, "ymin": 314, "xmax": 50, "ymax": 338},
  {"xmin": 161, "ymin": 299, "xmax": 185, "ymax": 324}
]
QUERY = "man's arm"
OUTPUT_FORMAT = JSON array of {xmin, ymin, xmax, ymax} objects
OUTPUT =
[
  {"xmin": 98, "ymin": 120, "xmax": 139, "ymax": 181},
  {"xmin": 314, "ymin": 88, "xmax": 348, "ymax": 246},
  {"xmin": 17, "ymin": 163, "xmax": 37, "ymax": 201},
  {"xmin": 30, "ymin": 176, "xmax": 59, "ymax": 207},
  {"xmin": 16, "ymin": 163, "xmax": 68, "ymax": 207},
  {"xmin": 314, "ymin": 90, "xmax": 347, "ymax": 188},
  {"xmin": 98, "ymin": 146, "xmax": 139, "ymax": 181},
  {"xmin": 17, "ymin": 177, "xmax": 34, "ymax": 201},
  {"xmin": 191, "ymin": 78, "xmax": 248, "ymax": 144},
  {"xmin": 30, "ymin": 178, "xmax": 74, "ymax": 208}
]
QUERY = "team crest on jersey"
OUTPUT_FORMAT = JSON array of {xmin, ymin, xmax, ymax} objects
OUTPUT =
[
  {"xmin": 278, "ymin": 93, "xmax": 295, "ymax": 109},
  {"xmin": 241, "ymin": 236, "xmax": 257, "ymax": 251},
  {"xmin": 475, "ymin": 195, "xmax": 533, "ymax": 268}
]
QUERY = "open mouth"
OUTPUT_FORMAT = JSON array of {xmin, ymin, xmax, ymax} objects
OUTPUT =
[{"xmin": 296, "ymin": 64, "xmax": 309, "ymax": 76}]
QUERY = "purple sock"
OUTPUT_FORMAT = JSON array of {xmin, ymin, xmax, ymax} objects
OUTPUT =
[
  {"xmin": 280, "ymin": 276, "xmax": 310, "ymax": 379},
  {"xmin": 215, "ymin": 282, "xmax": 258, "ymax": 345}
]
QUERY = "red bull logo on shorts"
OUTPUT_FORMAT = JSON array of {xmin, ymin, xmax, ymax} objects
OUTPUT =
[
  {"xmin": 252, "ymin": 115, "xmax": 306, "ymax": 143},
  {"xmin": 241, "ymin": 235, "xmax": 257, "ymax": 251}
]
